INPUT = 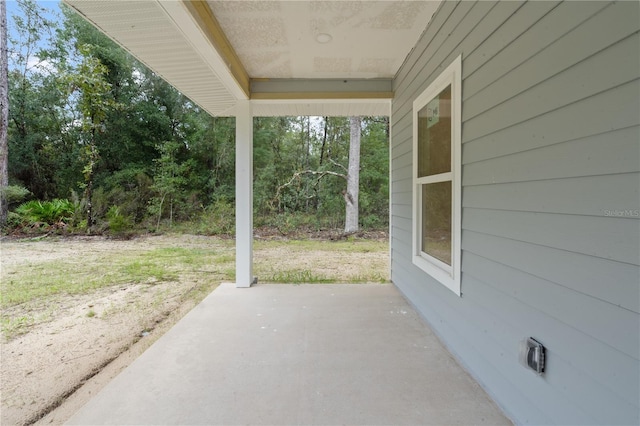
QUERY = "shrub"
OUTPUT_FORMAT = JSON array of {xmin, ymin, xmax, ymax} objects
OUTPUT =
[
  {"xmin": 2, "ymin": 185, "xmax": 32, "ymax": 207},
  {"xmin": 102, "ymin": 171, "xmax": 153, "ymax": 223},
  {"xmin": 15, "ymin": 199, "xmax": 75, "ymax": 225},
  {"xmin": 360, "ymin": 214, "xmax": 386, "ymax": 230},
  {"xmin": 69, "ymin": 190, "xmax": 88, "ymax": 230},
  {"xmin": 106, "ymin": 205, "xmax": 133, "ymax": 234},
  {"xmin": 195, "ymin": 200, "xmax": 235, "ymax": 235},
  {"xmin": 5, "ymin": 212, "xmax": 24, "ymax": 229}
]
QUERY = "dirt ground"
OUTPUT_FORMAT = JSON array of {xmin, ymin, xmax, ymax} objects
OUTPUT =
[{"xmin": 0, "ymin": 233, "xmax": 388, "ymax": 426}]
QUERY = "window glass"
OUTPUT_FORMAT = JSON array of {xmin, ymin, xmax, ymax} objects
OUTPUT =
[
  {"xmin": 411, "ymin": 54, "xmax": 461, "ymax": 295},
  {"xmin": 421, "ymin": 182, "xmax": 452, "ymax": 265},
  {"xmin": 417, "ymin": 85, "xmax": 451, "ymax": 178}
]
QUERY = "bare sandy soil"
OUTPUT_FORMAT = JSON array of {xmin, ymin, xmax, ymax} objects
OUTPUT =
[{"xmin": 0, "ymin": 234, "xmax": 388, "ymax": 426}]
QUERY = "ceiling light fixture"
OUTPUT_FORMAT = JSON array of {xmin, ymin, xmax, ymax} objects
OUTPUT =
[{"xmin": 316, "ymin": 33, "xmax": 332, "ymax": 44}]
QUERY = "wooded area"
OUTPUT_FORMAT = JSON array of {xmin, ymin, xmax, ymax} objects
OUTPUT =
[{"xmin": 1, "ymin": 1, "xmax": 389, "ymax": 235}]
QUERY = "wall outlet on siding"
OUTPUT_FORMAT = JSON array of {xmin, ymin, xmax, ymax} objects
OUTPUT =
[{"xmin": 519, "ymin": 337, "xmax": 545, "ymax": 375}]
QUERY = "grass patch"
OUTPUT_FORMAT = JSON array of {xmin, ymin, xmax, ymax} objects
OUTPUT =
[
  {"xmin": 0, "ymin": 239, "xmax": 236, "ymax": 339},
  {"xmin": 1, "ymin": 315, "xmax": 37, "ymax": 337},
  {"xmin": 1, "ymin": 237, "xmax": 387, "ymax": 309},
  {"xmin": 346, "ymin": 273, "xmax": 388, "ymax": 284},
  {"xmin": 0, "ymin": 234, "xmax": 389, "ymax": 338},
  {"xmin": 0, "ymin": 307, "xmax": 55, "ymax": 340},
  {"xmin": 254, "ymin": 239, "xmax": 389, "ymax": 284},
  {"xmin": 0, "ymin": 245, "xmax": 235, "ymax": 309},
  {"xmin": 266, "ymin": 269, "xmax": 334, "ymax": 284},
  {"xmin": 254, "ymin": 239, "xmax": 387, "ymax": 253}
]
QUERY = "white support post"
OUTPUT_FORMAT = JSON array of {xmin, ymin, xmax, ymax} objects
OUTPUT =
[{"xmin": 235, "ymin": 100, "xmax": 253, "ymax": 288}]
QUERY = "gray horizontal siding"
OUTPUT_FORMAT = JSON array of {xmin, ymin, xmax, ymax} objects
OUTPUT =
[
  {"xmin": 463, "ymin": 230, "xmax": 640, "ymax": 313},
  {"xmin": 463, "ymin": 126, "xmax": 639, "ymax": 185},
  {"xmin": 463, "ymin": 252, "xmax": 639, "ymax": 359},
  {"xmin": 390, "ymin": 0, "xmax": 640, "ymax": 424},
  {"xmin": 390, "ymin": 203, "xmax": 411, "ymax": 221},
  {"xmin": 461, "ymin": 264, "xmax": 640, "ymax": 407},
  {"xmin": 461, "ymin": 1, "xmax": 559, "ymax": 79},
  {"xmin": 391, "ymin": 150, "xmax": 411, "ymax": 171},
  {"xmin": 394, "ymin": 1, "xmax": 537, "ymax": 115},
  {"xmin": 391, "ymin": 162, "xmax": 412, "ymax": 183},
  {"xmin": 463, "ymin": 80, "xmax": 640, "ymax": 163},
  {"xmin": 463, "ymin": 34, "xmax": 639, "ymax": 140},
  {"xmin": 463, "ymin": 208, "xmax": 639, "ymax": 265},
  {"xmin": 463, "ymin": 1, "xmax": 625, "ymax": 107},
  {"xmin": 463, "ymin": 172, "xmax": 640, "ymax": 218},
  {"xmin": 462, "ymin": 274, "xmax": 639, "ymax": 424},
  {"xmin": 390, "ymin": 126, "xmax": 411, "ymax": 159}
]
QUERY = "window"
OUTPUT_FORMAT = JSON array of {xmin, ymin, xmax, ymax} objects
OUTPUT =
[{"xmin": 412, "ymin": 55, "xmax": 461, "ymax": 296}]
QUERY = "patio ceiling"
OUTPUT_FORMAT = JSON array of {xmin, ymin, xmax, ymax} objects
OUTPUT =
[{"xmin": 63, "ymin": 1, "xmax": 441, "ymax": 117}]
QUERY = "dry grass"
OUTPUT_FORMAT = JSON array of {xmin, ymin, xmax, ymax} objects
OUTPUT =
[{"xmin": 0, "ymin": 233, "xmax": 389, "ymax": 426}]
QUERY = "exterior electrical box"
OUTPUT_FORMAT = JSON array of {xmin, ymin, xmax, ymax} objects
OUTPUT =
[{"xmin": 520, "ymin": 337, "xmax": 545, "ymax": 375}]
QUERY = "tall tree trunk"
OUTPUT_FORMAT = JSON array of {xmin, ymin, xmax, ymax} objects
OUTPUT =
[
  {"xmin": 344, "ymin": 117, "xmax": 361, "ymax": 233},
  {"xmin": 0, "ymin": 0, "xmax": 9, "ymax": 226},
  {"xmin": 85, "ymin": 133, "xmax": 98, "ymax": 231},
  {"xmin": 319, "ymin": 116, "xmax": 328, "ymax": 166}
]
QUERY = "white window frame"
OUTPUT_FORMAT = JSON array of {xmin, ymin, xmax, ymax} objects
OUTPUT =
[{"xmin": 412, "ymin": 55, "xmax": 462, "ymax": 296}]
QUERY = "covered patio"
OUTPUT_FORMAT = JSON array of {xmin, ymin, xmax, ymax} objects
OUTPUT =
[
  {"xmin": 59, "ymin": 0, "xmax": 640, "ymax": 423},
  {"xmin": 59, "ymin": 2, "xmax": 512, "ymax": 423},
  {"xmin": 67, "ymin": 283, "xmax": 510, "ymax": 425},
  {"xmin": 62, "ymin": 0, "xmax": 425, "ymax": 288}
]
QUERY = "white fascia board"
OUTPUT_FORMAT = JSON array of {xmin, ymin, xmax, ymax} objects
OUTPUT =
[{"xmin": 158, "ymin": 1, "xmax": 248, "ymax": 101}]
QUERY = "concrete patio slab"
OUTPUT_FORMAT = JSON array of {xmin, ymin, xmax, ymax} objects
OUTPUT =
[{"xmin": 67, "ymin": 283, "xmax": 511, "ymax": 425}]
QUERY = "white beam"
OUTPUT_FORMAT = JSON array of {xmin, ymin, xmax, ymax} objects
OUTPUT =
[
  {"xmin": 235, "ymin": 100, "xmax": 253, "ymax": 288},
  {"xmin": 250, "ymin": 78, "xmax": 393, "ymax": 96},
  {"xmin": 250, "ymin": 98, "xmax": 391, "ymax": 117},
  {"xmin": 157, "ymin": 1, "xmax": 249, "ymax": 101}
]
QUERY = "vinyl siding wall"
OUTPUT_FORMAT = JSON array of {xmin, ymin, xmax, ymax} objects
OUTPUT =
[{"xmin": 390, "ymin": 1, "xmax": 640, "ymax": 424}]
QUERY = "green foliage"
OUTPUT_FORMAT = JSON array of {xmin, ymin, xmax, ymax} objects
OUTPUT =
[
  {"xmin": 5, "ymin": 212, "xmax": 24, "ymax": 229},
  {"xmin": 15, "ymin": 199, "xmax": 75, "ymax": 225},
  {"xmin": 361, "ymin": 214, "xmax": 385, "ymax": 230},
  {"xmin": 69, "ymin": 190, "xmax": 87, "ymax": 230},
  {"xmin": 1, "ymin": 246, "xmax": 211, "ymax": 308},
  {"xmin": 1, "ymin": 185, "xmax": 32, "ymax": 206},
  {"xmin": 106, "ymin": 205, "xmax": 132, "ymax": 234},
  {"xmin": 267, "ymin": 269, "xmax": 333, "ymax": 284},
  {"xmin": 102, "ymin": 169, "xmax": 153, "ymax": 223},
  {"xmin": 7, "ymin": 1, "xmax": 74, "ymax": 200},
  {"xmin": 148, "ymin": 141, "xmax": 189, "ymax": 230},
  {"xmin": 0, "ymin": 235, "xmax": 388, "ymax": 339},
  {"xmin": 192, "ymin": 200, "xmax": 235, "ymax": 236},
  {"xmin": 7, "ymin": 2, "xmax": 389, "ymax": 234},
  {"xmin": 255, "ymin": 212, "xmax": 330, "ymax": 234}
]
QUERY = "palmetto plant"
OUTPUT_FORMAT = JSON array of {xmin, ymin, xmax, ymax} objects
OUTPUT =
[{"xmin": 15, "ymin": 199, "xmax": 75, "ymax": 225}]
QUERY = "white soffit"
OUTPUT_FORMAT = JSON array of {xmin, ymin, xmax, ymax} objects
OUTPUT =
[
  {"xmin": 208, "ymin": 1, "xmax": 440, "ymax": 80},
  {"xmin": 63, "ymin": 0, "xmax": 241, "ymax": 116},
  {"xmin": 64, "ymin": 1, "xmax": 441, "ymax": 117}
]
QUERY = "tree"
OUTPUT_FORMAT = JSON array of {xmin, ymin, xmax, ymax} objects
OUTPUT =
[
  {"xmin": 148, "ymin": 140, "xmax": 188, "ymax": 230},
  {"xmin": 269, "ymin": 116, "xmax": 367, "ymax": 233},
  {"xmin": 63, "ymin": 45, "xmax": 118, "ymax": 229},
  {"xmin": 359, "ymin": 117, "xmax": 389, "ymax": 227},
  {"xmin": 1, "ymin": 0, "xmax": 8, "ymax": 226},
  {"xmin": 7, "ymin": 0, "xmax": 73, "ymax": 200},
  {"xmin": 344, "ymin": 117, "xmax": 361, "ymax": 233},
  {"xmin": 4, "ymin": 1, "xmax": 385, "ymax": 233}
]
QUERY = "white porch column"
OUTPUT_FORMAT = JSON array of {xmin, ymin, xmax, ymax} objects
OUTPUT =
[{"xmin": 235, "ymin": 100, "xmax": 253, "ymax": 288}]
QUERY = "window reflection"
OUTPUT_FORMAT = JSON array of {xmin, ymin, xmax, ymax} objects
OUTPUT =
[
  {"xmin": 422, "ymin": 182, "xmax": 452, "ymax": 265},
  {"xmin": 417, "ymin": 85, "xmax": 451, "ymax": 178}
]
